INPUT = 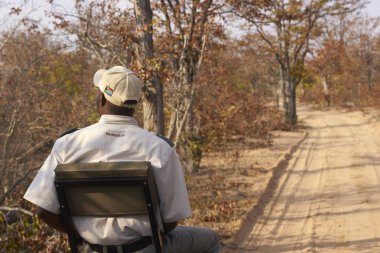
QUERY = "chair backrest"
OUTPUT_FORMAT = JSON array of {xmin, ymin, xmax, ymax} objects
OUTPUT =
[{"xmin": 54, "ymin": 162, "xmax": 163, "ymax": 253}]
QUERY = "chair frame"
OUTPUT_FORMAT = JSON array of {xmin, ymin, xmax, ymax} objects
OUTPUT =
[{"xmin": 54, "ymin": 162, "xmax": 163, "ymax": 253}]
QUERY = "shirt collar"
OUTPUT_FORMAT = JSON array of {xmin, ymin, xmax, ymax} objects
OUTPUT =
[{"xmin": 98, "ymin": 115, "xmax": 139, "ymax": 126}]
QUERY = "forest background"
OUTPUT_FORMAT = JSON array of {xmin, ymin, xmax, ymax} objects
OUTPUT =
[{"xmin": 1, "ymin": 0, "xmax": 380, "ymax": 252}]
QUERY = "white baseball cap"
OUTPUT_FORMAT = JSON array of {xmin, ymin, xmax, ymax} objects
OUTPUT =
[{"xmin": 93, "ymin": 66, "xmax": 143, "ymax": 107}]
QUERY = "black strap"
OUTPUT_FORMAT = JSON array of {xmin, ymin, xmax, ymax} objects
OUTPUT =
[
  {"xmin": 59, "ymin": 128, "xmax": 79, "ymax": 138},
  {"xmin": 87, "ymin": 236, "xmax": 152, "ymax": 253},
  {"xmin": 155, "ymin": 133, "xmax": 175, "ymax": 147}
]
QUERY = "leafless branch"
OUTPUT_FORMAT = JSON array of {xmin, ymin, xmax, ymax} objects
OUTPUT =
[
  {"xmin": 0, "ymin": 206, "xmax": 33, "ymax": 217},
  {"xmin": 1, "ymin": 104, "xmax": 20, "ymax": 169},
  {"xmin": 165, "ymin": 0, "xmax": 185, "ymax": 37},
  {"xmin": 15, "ymin": 137, "xmax": 52, "ymax": 162},
  {"xmin": 196, "ymin": 34, "xmax": 207, "ymax": 71},
  {"xmin": 174, "ymin": 100, "xmax": 192, "ymax": 145},
  {"xmin": 0, "ymin": 165, "xmax": 40, "ymax": 205},
  {"xmin": 167, "ymin": 109, "xmax": 177, "ymax": 140}
]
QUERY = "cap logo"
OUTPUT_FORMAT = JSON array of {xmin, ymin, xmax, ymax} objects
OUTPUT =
[{"xmin": 104, "ymin": 86, "xmax": 114, "ymax": 97}]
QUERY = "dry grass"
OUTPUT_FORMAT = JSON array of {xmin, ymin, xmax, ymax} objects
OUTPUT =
[
  {"xmin": 183, "ymin": 130, "xmax": 306, "ymax": 249},
  {"xmin": 1, "ymin": 129, "xmax": 305, "ymax": 252}
]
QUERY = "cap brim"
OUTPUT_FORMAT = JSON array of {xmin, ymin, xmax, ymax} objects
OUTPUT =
[{"xmin": 93, "ymin": 69, "xmax": 107, "ymax": 88}]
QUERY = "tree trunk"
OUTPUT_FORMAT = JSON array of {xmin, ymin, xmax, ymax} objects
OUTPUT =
[
  {"xmin": 322, "ymin": 76, "xmax": 331, "ymax": 107},
  {"xmin": 182, "ymin": 95, "xmax": 197, "ymax": 173},
  {"xmin": 279, "ymin": 65, "xmax": 288, "ymax": 112},
  {"xmin": 173, "ymin": 82, "xmax": 198, "ymax": 173},
  {"xmin": 142, "ymin": 88, "xmax": 158, "ymax": 131},
  {"xmin": 134, "ymin": 0, "xmax": 164, "ymax": 134},
  {"xmin": 287, "ymin": 81, "xmax": 297, "ymax": 124},
  {"xmin": 273, "ymin": 84, "xmax": 280, "ymax": 109},
  {"xmin": 280, "ymin": 63, "xmax": 298, "ymax": 124},
  {"xmin": 367, "ymin": 58, "xmax": 373, "ymax": 92}
]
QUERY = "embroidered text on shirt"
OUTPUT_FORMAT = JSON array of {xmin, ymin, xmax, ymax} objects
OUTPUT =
[{"xmin": 106, "ymin": 131, "xmax": 125, "ymax": 137}]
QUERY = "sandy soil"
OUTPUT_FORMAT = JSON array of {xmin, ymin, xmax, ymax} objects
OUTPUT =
[
  {"xmin": 184, "ymin": 112, "xmax": 306, "ymax": 244},
  {"xmin": 226, "ymin": 105, "xmax": 380, "ymax": 253}
]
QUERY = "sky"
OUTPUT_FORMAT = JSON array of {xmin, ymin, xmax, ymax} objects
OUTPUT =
[
  {"xmin": 0, "ymin": 0, "xmax": 379, "ymax": 33},
  {"xmin": 364, "ymin": 0, "xmax": 380, "ymax": 17}
]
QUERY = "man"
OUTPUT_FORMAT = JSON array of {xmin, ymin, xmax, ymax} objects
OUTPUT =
[{"xmin": 24, "ymin": 66, "xmax": 220, "ymax": 253}]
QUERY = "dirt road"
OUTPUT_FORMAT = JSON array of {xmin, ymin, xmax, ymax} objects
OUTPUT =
[{"xmin": 229, "ymin": 106, "xmax": 380, "ymax": 252}]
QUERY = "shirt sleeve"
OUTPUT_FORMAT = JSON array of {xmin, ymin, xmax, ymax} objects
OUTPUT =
[
  {"xmin": 154, "ymin": 148, "xmax": 192, "ymax": 223},
  {"xmin": 23, "ymin": 150, "xmax": 60, "ymax": 214}
]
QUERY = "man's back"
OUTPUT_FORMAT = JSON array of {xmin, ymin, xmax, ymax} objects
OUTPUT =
[
  {"xmin": 25, "ymin": 114, "xmax": 191, "ymax": 245},
  {"xmin": 24, "ymin": 66, "xmax": 219, "ymax": 253},
  {"xmin": 55, "ymin": 115, "xmax": 171, "ymax": 165}
]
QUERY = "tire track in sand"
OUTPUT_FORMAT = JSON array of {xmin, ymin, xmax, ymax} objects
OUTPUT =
[{"xmin": 228, "ymin": 106, "xmax": 380, "ymax": 253}]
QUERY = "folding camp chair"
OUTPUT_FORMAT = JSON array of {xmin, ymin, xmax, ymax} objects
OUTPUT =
[{"xmin": 54, "ymin": 161, "xmax": 164, "ymax": 253}]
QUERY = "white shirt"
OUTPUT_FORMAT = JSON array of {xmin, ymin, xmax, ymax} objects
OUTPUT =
[{"xmin": 24, "ymin": 115, "xmax": 192, "ymax": 245}]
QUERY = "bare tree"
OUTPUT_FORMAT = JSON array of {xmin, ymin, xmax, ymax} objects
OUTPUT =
[
  {"xmin": 49, "ymin": 1, "xmax": 168, "ymax": 133},
  {"xmin": 134, "ymin": 0, "xmax": 165, "ymax": 134},
  {"xmin": 0, "ymin": 30, "xmax": 94, "ymax": 205},
  {"xmin": 353, "ymin": 16, "xmax": 379, "ymax": 91},
  {"xmin": 155, "ymin": 0, "xmax": 224, "ymax": 172},
  {"xmin": 231, "ymin": 0, "xmax": 366, "ymax": 123}
]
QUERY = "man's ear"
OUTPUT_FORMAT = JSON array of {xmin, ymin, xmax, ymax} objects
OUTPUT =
[
  {"xmin": 101, "ymin": 93, "xmax": 107, "ymax": 106},
  {"xmin": 97, "ymin": 91, "xmax": 106, "ymax": 116}
]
